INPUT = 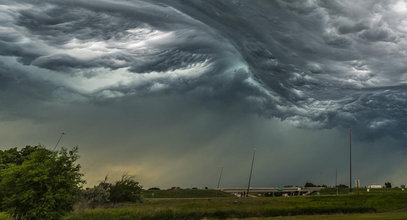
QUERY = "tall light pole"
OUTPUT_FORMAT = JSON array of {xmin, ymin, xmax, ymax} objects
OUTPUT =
[
  {"xmin": 246, "ymin": 148, "xmax": 256, "ymax": 197},
  {"xmin": 349, "ymin": 128, "xmax": 352, "ymax": 193},
  {"xmin": 217, "ymin": 167, "xmax": 223, "ymax": 189},
  {"xmin": 336, "ymin": 168, "xmax": 338, "ymax": 196},
  {"xmin": 53, "ymin": 132, "xmax": 65, "ymax": 151}
]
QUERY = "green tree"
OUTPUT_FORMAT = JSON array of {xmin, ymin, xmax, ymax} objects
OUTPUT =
[
  {"xmin": 0, "ymin": 146, "xmax": 84, "ymax": 220},
  {"xmin": 109, "ymin": 175, "xmax": 143, "ymax": 203},
  {"xmin": 304, "ymin": 182, "xmax": 316, "ymax": 187}
]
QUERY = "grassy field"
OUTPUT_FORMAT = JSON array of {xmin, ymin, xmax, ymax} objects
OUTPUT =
[
  {"xmin": 141, "ymin": 189, "xmax": 233, "ymax": 198},
  {"xmin": 246, "ymin": 208, "xmax": 407, "ymax": 219},
  {"xmin": 1, "ymin": 189, "xmax": 407, "ymax": 219},
  {"xmin": 63, "ymin": 189, "xmax": 407, "ymax": 220}
]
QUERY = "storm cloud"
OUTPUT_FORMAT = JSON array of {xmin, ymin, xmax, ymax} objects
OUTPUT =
[
  {"xmin": 1, "ymin": 0, "xmax": 407, "ymax": 138},
  {"xmin": 1, "ymin": 0, "xmax": 407, "ymax": 187}
]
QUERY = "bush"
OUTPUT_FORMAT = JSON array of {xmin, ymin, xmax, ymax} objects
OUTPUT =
[
  {"xmin": 338, "ymin": 184, "xmax": 349, "ymax": 188},
  {"xmin": 0, "ymin": 146, "xmax": 84, "ymax": 220},
  {"xmin": 109, "ymin": 175, "xmax": 143, "ymax": 203},
  {"xmin": 81, "ymin": 177, "xmax": 111, "ymax": 209},
  {"xmin": 148, "ymin": 187, "xmax": 160, "ymax": 190},
  {"xmin": 304, "ymin": 182, "xmax": 316, "ymax": 187}
]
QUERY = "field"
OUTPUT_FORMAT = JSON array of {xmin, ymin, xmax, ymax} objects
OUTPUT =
[
  {"xmin": 1, "ymin": 189, "xmax": 407, "ymax": 219},
  {"xmin": 141, "ymin": 189, "xmax": 233, "ymax": 198}
]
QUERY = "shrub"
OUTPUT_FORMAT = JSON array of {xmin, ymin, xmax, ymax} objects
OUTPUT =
[
  {"xmin": 81, "ymin": 178, "xmax": 111, "ymax": 209},
  {"xmin": 109, "ymin": 175, "xmax": 143, "ymax": 203},
  {"xmin": 304, "ymin": 182, "xmax": 316, "ymax": 187},
  {"xmin": 148, "ymin": 187, "xmax": 160, "ymax": 190}
]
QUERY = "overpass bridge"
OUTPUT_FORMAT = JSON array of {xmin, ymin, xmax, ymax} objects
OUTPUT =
[{"xmin": 219, "ymin": 187, "xmax": 324, "ymax": 197}]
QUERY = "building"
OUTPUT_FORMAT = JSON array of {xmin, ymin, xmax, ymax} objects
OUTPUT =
[{"xmin": 367, "ymin": 185, "xmax": 383, "ymax": 189}]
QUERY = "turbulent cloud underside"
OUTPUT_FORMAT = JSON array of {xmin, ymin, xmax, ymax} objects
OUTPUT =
[{"xmin": 1, "ymin": 0, "xmax": 407, "ymax": 139}]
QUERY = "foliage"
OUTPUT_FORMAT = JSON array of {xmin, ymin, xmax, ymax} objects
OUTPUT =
[
  {"xmin": 0, "ymin": 146, "xmax": 84, "ymax": 220},
  {"xmin": 385, "ymin": 182, "xmax": 392, "ymax": 188},
  {"xmin": 81, "ymin": 177, "xmax": 111, "ymax": 209},
  {"xmin": 148, "ymin": 187, "xmax": 160, "ymax": 190},
  {"xmin": 65, "ymin": 190, "xmax": 407, "ymax": 220},
  {"xmin": 109, "ymin": 175, "xmax": 143, "ymax": 203},
  {"xmin": 304, "ymin": 182, "xmax": 316, "ymax": 187},
  {"xmin": 141, "ymin": 189, "xmax": 232, "ymax": 198}
]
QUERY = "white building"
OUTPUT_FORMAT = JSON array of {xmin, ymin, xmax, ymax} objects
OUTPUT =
[{"xmin": 367, "ymin": 185, "xmax": 383, "ymax": 189}]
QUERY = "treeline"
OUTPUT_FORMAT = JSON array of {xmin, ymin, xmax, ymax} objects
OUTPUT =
[{"xmin": 0, "ymin": 145, "xmax": 142, "ymax": 220}]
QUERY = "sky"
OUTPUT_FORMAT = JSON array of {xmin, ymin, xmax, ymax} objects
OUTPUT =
[{"xmin": 1, "ymin": 0, "xmax": 407, "ymax": 188}]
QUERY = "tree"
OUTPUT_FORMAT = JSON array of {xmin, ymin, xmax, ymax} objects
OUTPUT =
[
  {"xmin": 338, "ymin": 184, "xmax": 349, "ymax": 188},
  {"xmin": 304, "ymin": 182, "xmax": 316, "ymax": 187},
  {"xmin": 385, "ymin": 182, "xmax": 392, "ymax": 188},
  {"xmin": 109, "ymin": 175, "xmax": 143, "ymax": 203},
  {"xmin": 148, "ymin": 187, "xmax": 160, "ymax": 190},
  {"xmin": 0, "ymin": 146, "xmax": 84, "ymax": 220}
]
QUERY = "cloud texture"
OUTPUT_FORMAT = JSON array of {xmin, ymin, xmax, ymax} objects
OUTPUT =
[
  {"xmin": 2, "ymin": 0, "xmax": 407, "ymax": 187},
  {"xmin": 2, "ymin": 0, "xmax": 407, "ymax": 139}
]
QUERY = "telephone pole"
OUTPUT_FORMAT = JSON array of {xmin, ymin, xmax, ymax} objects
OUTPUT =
[
  {"xmin": 349, "ymin": 128, "xmax": 352, "ymax": 193},
  {"xmin": 217, "ymin": 167, "xmax": 223, "ymax": 189},
  {"xmin": 53, "ymin": 132, "xmax": 65, "ymax": 151},
  {"xmin": 336, "ymin": 168, "xmax": 338, "ymax": 196},
  {"xmin": 246, "ymin": 148, "xmax": 256, "ymax": 197}
]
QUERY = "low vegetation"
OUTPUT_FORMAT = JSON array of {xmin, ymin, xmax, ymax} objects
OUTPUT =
[
  {"xmin": 79, "ymin": 175, "xmax": 143, "ymax": 210},
  {"xmin": 142, "ymin": 189, "xmax": 232, "ymax": 198},
  {"xmin": 0, "ymin": 146, "xmax": 406, "ymax": 220},
  {"xmin": 64, "ymin": 190, "xmax": 407, "ymax": 220}
]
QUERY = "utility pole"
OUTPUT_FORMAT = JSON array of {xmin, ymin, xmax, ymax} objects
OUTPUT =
[
  {"xmin": 217, "ymin": 167, "xmax": 223, "ymax": 189},
  {"xmin": 53, "ymin": 132, "xmax": 65, "ymax": 151},
  {"xmin": 246, "ymin": 148, "xmax": 256, "ymax": 197},
  {"xmin": 336, "ymin": 168, "xmax": 338, "ymax": 196},
  {"xmin": 349, "ymin": 128, "xmax": 352, "ymax": 193}
]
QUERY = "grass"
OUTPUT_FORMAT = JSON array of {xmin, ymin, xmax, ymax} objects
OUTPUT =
[
  {"xmin": 0, "ymin": 213, "xmax": 10, "ymax": 220},
  {"xmin": 245, "ymin": 208, "xmax": 407, "ymax": 219},
  {"xmin": 64, "ymin": 189, "xmax": 407, "ymax": 220},
  {"xmin": 141, "ymin": 189, "xmax": 232, "ymax": 198},
  {"xmin": 1, "ymin": 189, "xmax": 407, "ymax": 219}
]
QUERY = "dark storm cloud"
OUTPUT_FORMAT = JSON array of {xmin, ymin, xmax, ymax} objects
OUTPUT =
[
  {"xmin": 2, "ymin": 0, "xmax": 407, "ymax": 140},
  {"xmin": 2, "ymin": 0, "xmax": 407, "ymax": 188},
  {"xmin": 337, "ymin": 22, "xmax": 369, "ymax": 35},
  {"xmin": 158, "ymin": 0, "xmax": 407, "ymax": 139},
  {"xmin": 359, "ymin": 28, "xmax": 398, "ymax": 42}
]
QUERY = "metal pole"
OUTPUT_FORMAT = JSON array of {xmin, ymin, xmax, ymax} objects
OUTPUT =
[
  {"xmin": 246, "ymin": 148, "xmax": 256, "ymax": 197},
  {"xmin": 217, "ymin": 167, "xmax": 223, "ymax": 189},
  {"xmin": 336, "ymin": 168, "xmax": 338, "ymax": 196},
  {"xmin": 349, "ymin": 128, "xmax": 352, "ymax": 193},
  {"xmin": 53, "ymin": 132, "xmax": 65, "ymax": 151}
]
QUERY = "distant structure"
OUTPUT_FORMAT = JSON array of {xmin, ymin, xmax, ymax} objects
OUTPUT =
[
  {"xmin": 355, "ymin": 179, "xmax": 361, "ymax": 189},
  {"xmin": 368, "ymin": 185, "xmax": 383, "ymax": 189},
  {"xmin": 220, "ymin": 187, "xmax": 324, "ymax": 197}
]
